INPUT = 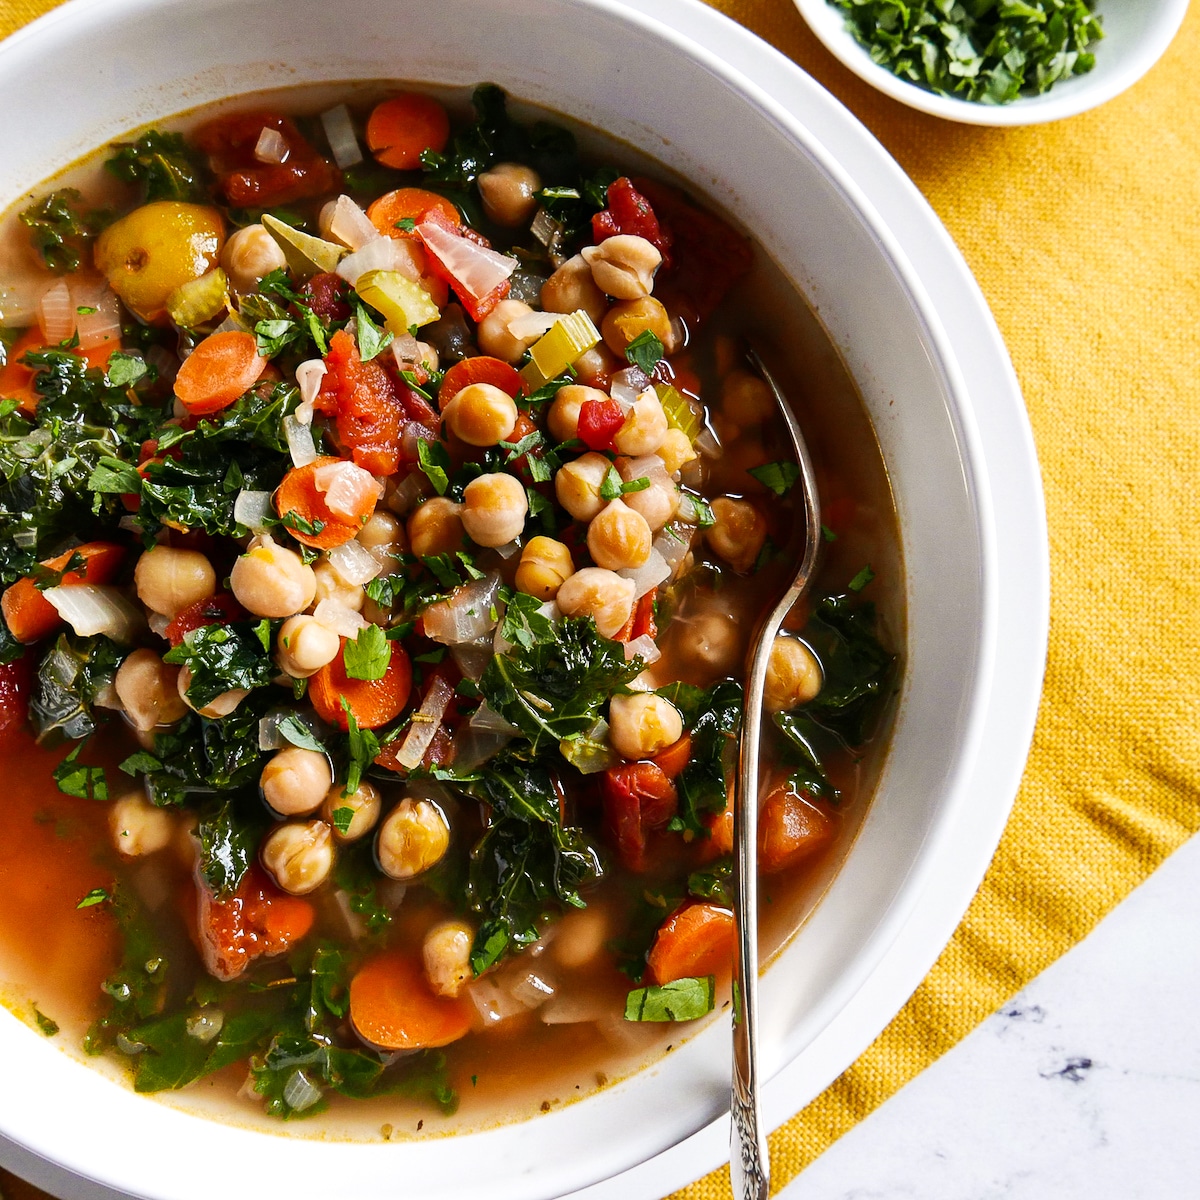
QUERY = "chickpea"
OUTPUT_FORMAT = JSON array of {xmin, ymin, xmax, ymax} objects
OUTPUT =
[
  {"xmin": 764, "ymin": 636, "xmax": 822, "ymax": 713},
  {"xmin": 309, "ymin": 559, "xmax": 365, "ymax": 613},
  {"xmin": 274, "ymin": 615, "xmax": 338, "ymax": 679},
  {"xmin": 601, "ymin": 296, "xmax": 672, "ymax": 356},
  {"xmin": 658, "ymin": 428, "xmax": 697, "ymax": 475},
  {"xmin": 620, "ymin": 475, "xmax": 678, "ymax": 532},
  {"xmin": 261, "ymin": 820, "xmax": 334, "ymax": 896},
  {"xmin": 582, "ymin": 235, "xmax": 662, "ymax": 300},
  {"xmin": 376, "ymin": 798, "xmax": 451, "ymax": 880},
  {"xmin": 114, "ymin": 648, "xmax": 188, "ymax": 731},
  {"xmin": 608, "ymin": 693, "xmax": 683, "ymax": 761},
  {"xmin": 721, "ymin": 369, "xmax": 775, "ymax": 425},
  {"xmin": 689, "ymin": 609, "xmax": 741, "ymax": 673},
  {"xmin": 230, "ymin": 535, "xmax": 317, "ymax": 618},
  {"xmin": 515, "ymin": 536, "xmax": 575, "ymax": 600},
  {"xmin": 407, "ymin": 497, "xmax": 467, "ymax": 559},
  {"xmin": 357, "ymin": 510, "xmax": 406, "ymax": 573},
  {"xmin": 442, "ymin": 382, "xmax": 518, "ymax": 447},
  {"xmin": 321, "ymin": 779, "xmax": 382, "ymax": 843},
  {"xmin": 613, "ymin": 393, "xmax": 669, "ymax": 457},
  {"xmin": 572, "ymin": 343, "xmax": 622, "ymax": 389},
  {"xmin": 587, "ymin": 499, "xmax": 652, "ymax": 571},
  {"xmin": 477, "ymin": 162, "xmax": 542, "ymax": 227},
  {"xmin": 547, "ymin": 384, "xmax": 607, "ymax": 444},
  {"xmin": 540, "ymin": 253, "xmax": 608, "ymax": 326},
  {"xmin": 460, "ymin": 473, "xmax": 527, "ymax": 547},
  {"xmin": 705, "ymin": 497, "xmax": 768, "ymax": 573},
  {"xmin": 221, "ymin": 223, "xmax": 288, "ymax": 294},
  {"xmin": 552, "ymin": 907, "xmax": 609, "ymax": 969},
  {"xmin": 555, "ymin": 567, "xmax": 635, "ymax": 639},
  {"xmin": 176, "ymin": 666, "xmax": 247, "ymax": 718},
  {"xmin": 554, "ymin": 451, "xmax": 611, "ymax": 522},
  {"xmin": 133, "ymin": 546, "xmax": 216, "ymax": 619},
  {"xmin": 109, "ymin": 791, "xmax": 174, "ymax": 858},
  {"xmin": 260, "ymin": 747, "xmax": 333, "ymax": 817},
  {"xmin": 422, "ymin": 920, "xmax": 474, "ymax": 998},
  {"xmin": 477, "ymin": 298, "xmax": 541, "ymax": 364}
]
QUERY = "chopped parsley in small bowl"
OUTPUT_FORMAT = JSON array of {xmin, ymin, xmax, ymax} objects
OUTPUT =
[{"xmin": 793, "ymin": 0, "xmax": 1189, "ymax": 124}]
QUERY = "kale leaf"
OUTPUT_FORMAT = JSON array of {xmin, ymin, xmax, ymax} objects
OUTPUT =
[
  {"xmin": 29, "ymin": 633, "xmax": 125, "ymax": 740},
  {"xmin": 104, "ymin": 130, "xmax": 207, "ymax": 203},
  {"xmin": 198, "ymin": 793, "xmax": 271, "ymax": 896},
  {"xmin": 164, "ymin": 622, "xmax": 277, "ymax": 709},
  {"xmin": 480, "ymin": 616, "xmax": 642, "ymax": 753},
  {"xmin": 18, "ymin": 188, "xmax": 104, "ymax": 273}
]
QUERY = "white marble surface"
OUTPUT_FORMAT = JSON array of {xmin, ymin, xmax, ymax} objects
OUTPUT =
[{"xmin": 778, "ymin": 833, "xmax": 1200, "ymax": 1199}]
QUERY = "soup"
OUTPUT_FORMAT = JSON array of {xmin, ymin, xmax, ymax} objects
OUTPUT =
[{"xmin": 0, "ymin": 84, "xmax": 898, "ymax": 1136}]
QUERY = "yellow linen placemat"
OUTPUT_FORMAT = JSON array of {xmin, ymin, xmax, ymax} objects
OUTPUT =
[{"xmin": 1, "ymin": 2, "xmax": 1198, "ymax": 1198}]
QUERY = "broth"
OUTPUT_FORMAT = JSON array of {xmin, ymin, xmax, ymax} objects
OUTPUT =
[{"xmin": 0, "ymin": 84, "xmax": 901, "ymax": 1137}]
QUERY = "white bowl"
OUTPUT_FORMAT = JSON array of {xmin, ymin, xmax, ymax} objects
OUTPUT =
[
  {"xmin": 794, "ymin": 0, "xmax": 1189, "ymax": 125},
  {"xmin": 0, "ymin": 0, "xmax": 1044, "ymax": 1196}
]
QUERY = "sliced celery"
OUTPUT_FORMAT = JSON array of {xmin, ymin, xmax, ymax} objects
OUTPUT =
[
  {"xmin": 165, "ymin": 268, "xmax": 229, "ymax": 328},
  {"xmin": 656, "ymin": 383, "xmax": 701, "ymax": 442},
  {"xmin": 261, "ymin": 214, "xmax": 345, "ymax": 279},
  {"xmin": 356, "ymin": 270, "xmax": 440, "ymax": 332},
  {"xmin": 520, "ymin": 309, "xmax": 601, "ymax": 389}
]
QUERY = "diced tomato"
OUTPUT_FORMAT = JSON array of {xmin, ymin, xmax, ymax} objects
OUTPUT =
[
  {"xmin": 300, "ymin": 272, "xmax": 352, "ymax": 321},
  {"xmin": 196, "ymin": 865, "xmax": 316, "ymax": 983},
  {"xmin": 592, "ymin": 177, "xmax": 673, "ymax": 267},
  {"xmin": 193, "ymin": 112, "xmax": 341, "ymax": 207},
  {"xmin": 630, "ymin": 176, "xmax": 752, "ymax": 324},
  {"xmin": 601, "ymin": 761, "xmax": 678, "ymax": 872},
  {"xmin": 164, "ymin": 592, "xmax": 245, "ymax": 647},
  {"xmin": 0, "ymin": 656, "xmax": 33, "ymax": 744},
  {"xmin": 322, "ymin": 328, "xmax": 406, "ymax": 476},
  {"xmin": 577, "ymin": 398, "xmax": 626, "ymax": 452},
  {"xmin": 615, "ymin": 588, "xmax": 657, "ymax": 644}
]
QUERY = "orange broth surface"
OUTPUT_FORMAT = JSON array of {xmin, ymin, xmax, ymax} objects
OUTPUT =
[{"xmin": 0, "ymin": 84, "xmax": 902, "ymax": 1138}]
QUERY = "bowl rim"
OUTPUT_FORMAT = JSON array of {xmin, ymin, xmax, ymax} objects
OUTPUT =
[
  {"xmin": 0, "ymin": 0, "xmax": 1038, "ymax": 1196},
  {"xmin": 792, "ymin": 0, "xmax": 1190, "ymax": 126}
]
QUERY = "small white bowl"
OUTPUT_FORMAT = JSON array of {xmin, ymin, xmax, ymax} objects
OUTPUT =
[{"xmin": 794, "ymin": 0, "xmax": 1189, "ymax": 125}]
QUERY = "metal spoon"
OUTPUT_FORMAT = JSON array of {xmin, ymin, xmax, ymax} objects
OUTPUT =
[{"xmin": 730, "ymin": 348, "xmax": 822, "ymax": 1200}]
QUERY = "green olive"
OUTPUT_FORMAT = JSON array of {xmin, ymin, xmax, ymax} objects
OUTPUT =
[{"xmin": 94, "ymin": 201, "xmax": 225, "ymax": 321}]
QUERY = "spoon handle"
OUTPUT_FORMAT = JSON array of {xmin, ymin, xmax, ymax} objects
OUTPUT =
[{"xmin": 730, "ymin": 349, "xmax": 823, "ymax": 1200}]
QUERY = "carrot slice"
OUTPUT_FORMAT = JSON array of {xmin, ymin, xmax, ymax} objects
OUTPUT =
[
  {"xmin": 646, "ymin": 902, "xmax": 735, "ymax": 986},
  {"xmin": 274, "ymin": 455, "xmax": 373, "ymax": 550},
  {"xmin": 350, "ymin": 948, "xmax": 471, "ymax": 1051},
  {"xmin": 697, "ymin": 804, "xmax": 734, "ymax": 863},
  {"xmin": 309, "ymin": 638, "xmax": 412, "ymax": 731},
  {"xmin": 653, "ymin": 732, "xmax": 693, "ymax": 780},
  {"xmin": 438, "ymin": 355, "xmax": 526, "ymax": 406},
  {"xmin": 365, "ymin": 95, "xmax": 451, "ymax": 171},
  {"xmin": 758, "ymin": 786, "xmax": 835, "ymax": 874},
  {"xmin": 173, "ymin": 330, "xmax": 266, "ymax": 416},
  {"xmin": 1, "ymin": 541, "xmax": 127, "ymax": 644},
  {"xmin": 367, "ymin": 187, "xmax": 461, "ymax": 239}
]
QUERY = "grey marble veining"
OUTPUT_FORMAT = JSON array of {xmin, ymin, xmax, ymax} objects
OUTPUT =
[{"xmin": 781, "ymin": 833, "xmax": 1200, "ymax": 1199}]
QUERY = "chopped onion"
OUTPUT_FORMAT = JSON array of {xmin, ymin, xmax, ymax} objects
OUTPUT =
[
  {"xmin": 541, "ymin": 991, "xmax": 611, "ymax": 1025},
  {"xmin": 254, "ymin": 127, "xmax": 289, "ymax": 164},
  {"xmin": 281, "ymin": 1069, "xmax": 323, "ymax": 1113},
  {"xmin": 617, "ymin": 548, "xmax": 670, "ymax": 599},
  {"xmin": 626, "ymin": 669, "xmax": 660, "ymax": 693},
  {"xmin": 394, "ymin": 673, "xmax": 455, "ymax": 770},
  {"xmin": 530, "ymin": 207, "xmax": 565, "ymax": 257},
  {"xmin": 258, "ymin": 708, "xmax": 326, "ymax": 752},
  {"xmin": 233, "ymin": 489, "xmax": 274, "ymax": 534},
  {"xmin": 422, "ymin": 573, "xmax": 502, "ymax": 645},
  {"xmin": 312, "ymin": 598, "xmax": 367, "ymax": 639},
  {"xmin": 326, "ymin": 194, "xmax": 377, "ymax": 249},
  {"xmin": 621, "ymin": 454, "xmax": 672, "ymax": 494},
  {"xmin": 470, "ymin": 975, "xmax": 527, "ymax": 1025},
  {"xmin": 0, "ymin": 276, "xmax": 43, "ymax": 326},
  {"xmin": 469, "ymin": 703, "xmax": 520, "ymax": 736},
  {"xmin": 401, "ymin": 420, "xmax": 436, "ymax": 463},
  {"xmin": 332, "ymin": 889, "xmax": 367, "ymax": 942},
  {"xmin": 72, "ymin": 281, "xmax": 122, "ymax": 351},
  {"xmin": 391, "ymin": 332, "xmax": 421, "ymax": 366},
  {"xmin": 283, "ymin": 415, "xmax": 317, "ymax": 467},
  {"xmin": 506, "ymin": 309, "xmax": 560, "ymax": 341},
  {"xmin": 294, "ymin": 359, "xmax": 326, "ymax": 420},
  {"xmin": 510, "ymin": 972, "xmax": 556, "ymax": 1010},
  {"xmin": 492, "ymin": 538, "xmax": 521, "ymax": 560},
  {"xmin": 694, "ymin": 426, "xmax": 722, "ymax": 459},
  {"xmin": 386, "ymin": 470, "xmax": 427, "ymax": 517},
  {"xmin": 147, "ymin": 611, "xmax": 171, "ymax": 638},
  {"xmin": 44, "ymin": 584, "xmax": 143, "ymax": 643},
  {"xmin": 12, "ymin": 527, "xmax": 37, "ymax": 550},
  {"xmin": 559, "ymin": 719, "xmax": 615, "ymax": 775},
  {"xmin": 211, "ymin": 311, "xmax": 248, "ymax": 336},
  {"xmin": 416, "ymin": 220, "xmax": 517, "ymax": 300},
  {"xmin": 624, "ymin": 633, "xmax": 661, "ymax": 664},
  {"xmin": 654, "ymin": 525, "xmax": 694, "ymax": 578},
  {"xmin": 450, "ymin": 725, "xmax": 512, "ymax": 772},
  {"xmin": 312, "ymin": 459, "xmax": 378, "ymax": 519},
  {"xmin": 326, "ymin": 538, "xmax": 382, "ymax": 586},
  {"xmin": 336, "ymin": 236, "xmax": 424, "ymax": 287},
  {"xmin": 320, "ymin": 105, "xmax": 364, "ymax": 169},
  {"xmin": 37, "ymin": 278, "xmax": 74, "ymax": 344},
  {"xmin": 186, "ymin": 1011, "xmax": 224, "ymax": 1043},
  {"xmin": 610, "ymin": 365, "xmax": 650, "ymax": 410},
  {"xmin": 450, "ymin": 639, "xmax": 494, "ymax": 683},
  {"xmin": 146, "ymin": 344, "xmax": 180, "ymax": 385}
]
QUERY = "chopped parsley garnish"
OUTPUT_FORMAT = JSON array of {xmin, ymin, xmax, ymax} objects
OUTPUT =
[
  {"xmin": 53, "ymin": 740, "xmax": 108, "ymax": 801},
  {"xmin": 599, "ymin": 465, "xmax": 650, "ymax": 500},
  {"xmin": 848, "ymin": 564, "xmax": 875, "ymax": 592},
  {"xmin": 417, "ymin": 438, "xmax": 451, "ymax": 495},
  {"xmin": 77, "ymin": 887, "xmax": 110, "ymax": 909},
  {"xmin": 342, "ymin": 624, "xmax": 392, "ymax": 681},
  {"xmin": 624, "ymin": 329, "xmax": 664, "ymax": 375},
  {"xmin": 34, "ymin": 1008, "xmax": 59, "ymax": 1037},
  {"xmin": 748, "ymin": 459, "xmax": 800, "ymax": 496}
]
